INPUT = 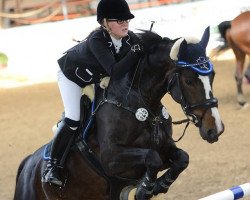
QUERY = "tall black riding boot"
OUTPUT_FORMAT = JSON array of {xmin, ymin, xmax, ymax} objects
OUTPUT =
[{"xmin": 42, "ymin": 120, "xmax": 77, "ymax": 186}]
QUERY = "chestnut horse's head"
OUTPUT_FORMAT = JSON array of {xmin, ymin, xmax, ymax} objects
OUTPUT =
[{"xmin": 168, "ymin": 27, "xmax": 224, "ymax": 143}]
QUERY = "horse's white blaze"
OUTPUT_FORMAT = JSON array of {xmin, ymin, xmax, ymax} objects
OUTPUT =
[
  {"xmin": 211, "ymin": 107, "xmax": 224, "ymax": 133},
  {"xmin": 198, "ymin": 75, "xmax": 223, "ymax": 133},
  {"xmin": 198, "ymin": 75, "xmax": 211, "ymax": 99}
]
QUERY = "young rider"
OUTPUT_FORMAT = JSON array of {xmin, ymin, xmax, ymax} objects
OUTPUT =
[{"xmin": 42, "ymin": 0, "xmax": 143, "ymax": 186}]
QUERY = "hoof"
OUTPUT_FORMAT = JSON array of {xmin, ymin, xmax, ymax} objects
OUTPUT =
[
  {"xmin": 238, "ymin": 101, "xmax": 246, "ymax": 107},
  {"xmin": 241, "ymin": 103, "xmax": 249, "ymax": 109},
  {"xmin": 135, "ymin": 186, "xmax": 153, "ymax": 200},
  {"xmin": 120, "ymin": 185, "xmax": 136, "ymax": 200},
  {"xmin": 237, "ymin": 94, "xmax": 246, "ymax": 107}
]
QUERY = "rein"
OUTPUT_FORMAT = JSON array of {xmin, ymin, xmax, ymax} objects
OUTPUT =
[
  {"xmin": 125, "ymin": 57, "xmax": 143, "ymax": 101},
  {"xmin": 172, "ymin": 120, "xmax": 190, "ymax": 142}
]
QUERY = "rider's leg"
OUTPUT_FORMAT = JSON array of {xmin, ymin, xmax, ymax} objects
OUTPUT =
[
  {"xmin": 43, "ymin": 119, "xmax": 78, "ymax": 186},
  {"xmin": 42, "ymin": 70, "xmax": 82, "ymax": 186}
]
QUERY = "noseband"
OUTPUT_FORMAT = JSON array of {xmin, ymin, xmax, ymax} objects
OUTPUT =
[{"xmin": 167, "ymin": 59, "xmax": 218, "ymax": 127}]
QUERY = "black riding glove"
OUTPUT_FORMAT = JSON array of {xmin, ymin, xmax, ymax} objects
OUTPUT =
[{"xmin": 131, "ymin": 44, "xmax": 144, "ymax": 54}]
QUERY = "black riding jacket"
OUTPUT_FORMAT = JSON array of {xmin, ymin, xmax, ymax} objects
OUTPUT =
[{"xmin": 58, "ymin": 27, "xmax": 141, "ymax": 87}]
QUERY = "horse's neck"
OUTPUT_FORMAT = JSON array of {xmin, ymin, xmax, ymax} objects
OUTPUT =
[
  {"xmin": 133, "ymin": 63, "xmax": 167, "ymax": 103},
  {"xmin": 106, "ymin": 63, "xmax": 166, "ymax": 111}
]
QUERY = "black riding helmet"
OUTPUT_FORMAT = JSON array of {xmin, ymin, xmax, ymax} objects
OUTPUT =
[{"xmin": 97, "ymin": 0, "xmax": 135, "ymax": 23}]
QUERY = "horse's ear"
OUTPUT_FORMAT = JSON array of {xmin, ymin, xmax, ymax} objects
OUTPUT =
[
  {"xmin": 199, "ymin": 26, "xmax": 210, "ymax": 49},
  {"xmin": 178, "ymin": 39, "xmax": 188, "ymax": 60}
]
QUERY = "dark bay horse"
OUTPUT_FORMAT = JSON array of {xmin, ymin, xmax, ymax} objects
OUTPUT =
[
  {"xmin": 217, "ymin": 11, "xmax": 250, "ymax": 106},
  {"xmin": 14, "ymin": 27, "xmax": 224, "ymax": 200}
]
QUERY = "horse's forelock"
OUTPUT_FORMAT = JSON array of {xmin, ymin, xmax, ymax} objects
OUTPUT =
[{"xmin": 170, "ymin": 37, "xmax": 200, "ymax": 61}]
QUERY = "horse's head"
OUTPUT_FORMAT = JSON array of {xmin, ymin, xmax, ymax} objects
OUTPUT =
[{"xmin": 167, "ymin": 27, "xmax": 224, "ymax": 143}]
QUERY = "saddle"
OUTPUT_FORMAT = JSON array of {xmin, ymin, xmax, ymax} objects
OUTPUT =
[
  {"xmin": 43, "ymin": 93, "xmax": 93, "ymax": 161},
  {"xmin": 43, "ymin": 76, "xmax": 112, "ymax": 161}
]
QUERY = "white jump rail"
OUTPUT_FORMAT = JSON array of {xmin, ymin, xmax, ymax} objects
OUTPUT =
[{"xmin": 199, "ymin": 183, "xmax": 250, "ymax": 200}]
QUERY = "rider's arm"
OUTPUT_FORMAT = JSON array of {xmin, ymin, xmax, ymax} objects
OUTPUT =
[{"xmin": 88, "ymin": 37, "xmax": 141, "ymax": 80}]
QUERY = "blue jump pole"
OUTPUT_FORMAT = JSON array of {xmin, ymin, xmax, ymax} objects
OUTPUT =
[{"xmin": 199, "ymin": 183, "xmax": 250, "ymax": 200}]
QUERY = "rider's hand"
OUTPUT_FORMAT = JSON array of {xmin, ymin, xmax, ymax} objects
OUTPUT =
[{"xmin": 131, "ymin": 43, "xmax": 144, "ymax": 54}]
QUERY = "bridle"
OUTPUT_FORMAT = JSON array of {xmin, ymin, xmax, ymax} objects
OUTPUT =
[{"xmin": 167, "ymin": 58, "xmax": 218, "ymax": 128}]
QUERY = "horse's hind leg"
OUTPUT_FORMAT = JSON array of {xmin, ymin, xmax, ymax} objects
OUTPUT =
[
  {"xmin": 229, "ymin": 37, "xmax": 246, "ymax": 105},
  {"xmin": 234, "ymin": 52, "xmax": 246, "ymax": 106},
  {"xmin": 153, "ymin": 148, "xmax": 189, "ymax": 196}
]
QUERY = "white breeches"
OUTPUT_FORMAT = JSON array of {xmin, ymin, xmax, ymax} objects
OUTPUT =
[{"xmin": 57, "ymin": 70, "xmax": 82, "ymax": 122}]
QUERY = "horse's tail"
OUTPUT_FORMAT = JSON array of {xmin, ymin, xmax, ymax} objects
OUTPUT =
[
  {"xmin": 15, "ymin": 155, "xmax": 31, "ymax": 184},
  {"xmin": 210, "ymin": 20, "xmax": 232, "ymax": 58},
  {"xmin": 217, "ymin": 20, "xmax": 232, "ymax": 51}
]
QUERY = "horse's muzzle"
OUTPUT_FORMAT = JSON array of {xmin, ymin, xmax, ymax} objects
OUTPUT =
[
  {"xmin": 203, "ymin": 122, "xmax": 225, "ymax": 143},
  {"xmin": 206, "ymin": 129, "xmax": 219, "ymax": 143}
]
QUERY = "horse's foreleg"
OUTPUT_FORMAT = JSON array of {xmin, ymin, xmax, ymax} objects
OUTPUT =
[
  {"xmin": 135, "ymin": 150, "xmax": 163, "ymax": 200},
  {"xmin": 103, "ymin": 147, "xmax": 163, "ymax": 200},
  {"xmin": 153, "ymin": 148, "xmax": 189, "ymax": 196}
]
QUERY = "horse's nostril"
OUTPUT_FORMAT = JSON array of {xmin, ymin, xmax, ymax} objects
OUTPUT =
[{"xmin": 207, "ymin": 129, "xmax": 218, "ymax": 142}]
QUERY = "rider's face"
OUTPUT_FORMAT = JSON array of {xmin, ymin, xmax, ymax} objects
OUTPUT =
[{"xmin": 107, "ymin": 19, "xmax": 130, "ymax": 39}]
